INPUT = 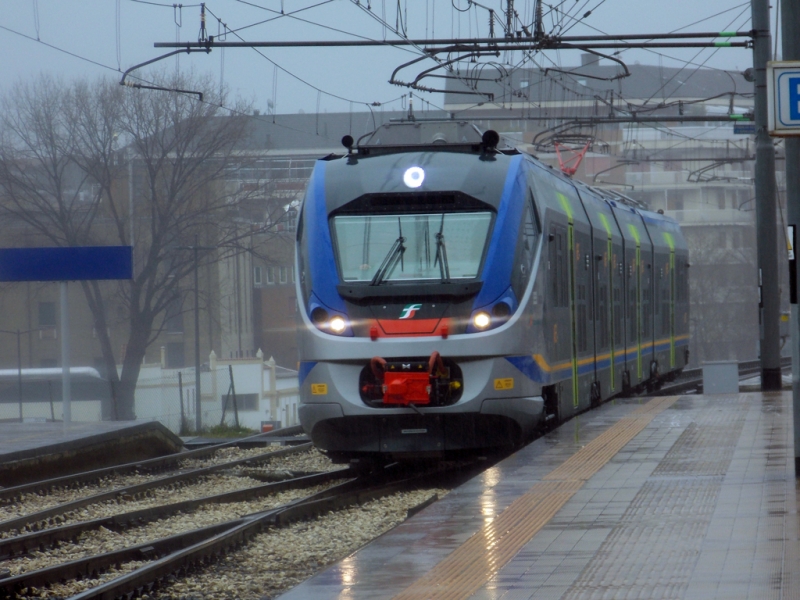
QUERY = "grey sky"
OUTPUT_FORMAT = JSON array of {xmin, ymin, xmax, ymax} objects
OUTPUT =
[{"xmin": 0, "ymin": 1, "xmax": 763, "ymax": 115}]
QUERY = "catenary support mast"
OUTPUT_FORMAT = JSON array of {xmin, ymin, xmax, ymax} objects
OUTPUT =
[
  {"xmin": 781, "ymin": 0, "xmax": 800, "ymax": 473},
  {"xmin": 752, "ymin": 0, "xmax": 782, "ymax": 391}
]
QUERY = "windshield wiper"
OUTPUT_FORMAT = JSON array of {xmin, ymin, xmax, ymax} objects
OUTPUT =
[
  {"xmin": 433, "ymin": 215, "xmax": 451, "ymax": 283},
  {"xmin": 371, "ymin": 218, "xmax": 406, "ymax": 286}
]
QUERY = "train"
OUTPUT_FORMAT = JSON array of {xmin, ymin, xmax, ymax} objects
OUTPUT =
[{"xmin": 295, "ymin": 121, "xmax": 689, "ymax": 464}]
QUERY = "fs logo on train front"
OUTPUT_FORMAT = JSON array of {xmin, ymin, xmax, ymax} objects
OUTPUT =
[{"xmin": 399, "ymin": 304, "xmax": 422, "ymax": 319}]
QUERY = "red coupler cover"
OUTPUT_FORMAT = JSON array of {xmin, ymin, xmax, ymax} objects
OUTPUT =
[{"xmin": 383, "ymin": 371, "xmax": 430, "ymax": 405}]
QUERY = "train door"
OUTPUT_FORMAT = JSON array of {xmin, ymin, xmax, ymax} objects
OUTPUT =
[
  {"xmin": 657, "ymin": 237, "xmax": 672, "ymax": 374},
  {"xmin": 610, "ymin": 225, "xmax": 625, "ymax": 395},
  {"xmin": 545, "ymin": 206, "xmax": 582, "ymax": 415},
  {"xmin": 548, "ymin": 222, "xmax": 571, "ymax": 365},
  {"xmin": 576, "ymin": 191, "xmax": 614, "ymax": 406},
  {"xmin": 633, "ymin": 235, "xmax": 643, "ymax": 386},
  {"xmin": 574, "ymin": 222, "xmax": 594, "ymax": 409},
  {"xmin": 665, "ymin": 225, "xmax": 691, "ymax": 371},
  {"xmin": 533, "ymin": 165, "xmax": 593, "ymax": 416},
  {"xmin": 676, "ymin": 244, "xmax": 690, "ymax": 368},
  {"xmin": 608, "ymin": 204, "xmax": 642, "ymax": 391},
  {"xmin": 596, "ymin": 207, "xmax": 623, "ymax": 398},
  {"xmin": 639, "ymin": 219, "xmax": 656, "ymax": 380}
]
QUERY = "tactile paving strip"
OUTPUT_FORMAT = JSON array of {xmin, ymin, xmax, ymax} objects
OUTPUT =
[
  {"xmin": 393, "ymin": 396, "xmax": 680, "ymax": 600},
  {"xmin": 561, "ymin": 394, "xmax": 748, "ymax": 600}
]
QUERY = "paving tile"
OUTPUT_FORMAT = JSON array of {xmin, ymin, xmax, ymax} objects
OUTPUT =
[{"xmin": 279, "ymin": 393, "xmax": 800, "ymax": 599}]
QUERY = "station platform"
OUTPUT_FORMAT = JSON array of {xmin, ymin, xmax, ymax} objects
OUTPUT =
[
  {"xmin": 281, "ymin": 391, "xmax": 799, "ymax": 600},
  {"xmin": 0, "ymin": 420, "xmax": 183, "ymax": 486}
]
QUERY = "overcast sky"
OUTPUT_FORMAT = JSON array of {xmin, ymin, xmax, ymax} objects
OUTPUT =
[{"xmin": 0, "ymin": 1, "xmax": 767, "ymax": 115}]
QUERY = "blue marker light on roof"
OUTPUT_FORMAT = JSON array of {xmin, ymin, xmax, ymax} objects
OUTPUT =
[{"xmin": 403, "ymin": 166, "xmax": 425, "ymax": 188}]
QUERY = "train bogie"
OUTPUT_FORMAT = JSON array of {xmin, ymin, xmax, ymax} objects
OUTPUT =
[{"xmin": 296, "ymin": 123, "xmax": 688, "ymax": 462}]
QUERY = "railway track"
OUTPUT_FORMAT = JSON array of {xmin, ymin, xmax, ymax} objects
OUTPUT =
[
  {"xmin": 0, "ymin": 428, "xmax": 483, "ymax": 599},
  {"xmin": 0, "ymin": 426, "xmax": 308, "ymax": 505},
  {"xmin": 652, "ymin": 356, "xmax": 792, "ymax": 396},
  {"xmin": 10, "ymin": 352, "xmax": 776, "ymax": 600}
]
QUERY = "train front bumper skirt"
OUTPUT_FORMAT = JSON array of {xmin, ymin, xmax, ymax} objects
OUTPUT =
[{"xmin": 299, "ymin": 396, "xmax": 543, "ymax": 455}]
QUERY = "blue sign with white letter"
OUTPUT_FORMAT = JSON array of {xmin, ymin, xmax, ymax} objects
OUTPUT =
[
  {"xmin": 789, "ymin": 76, "xmax": 800, "ymax": 121},
  {"xmin": 777, "ymin": 71, "xmax": 800, "ymax": 127},
  {"xmin": 0, "ymin": 246, "xmax": 133, "ymax": 282},
  {"xmin": 768, "ymin": 61, "xmax": 800, "ymax": 136}
]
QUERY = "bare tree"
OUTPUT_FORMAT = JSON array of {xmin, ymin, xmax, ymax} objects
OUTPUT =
[{"xmin": 0, "ymin": 73, "xmax": 265, "ymax": 419}]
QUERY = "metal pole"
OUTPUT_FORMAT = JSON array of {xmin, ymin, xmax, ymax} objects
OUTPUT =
[
  {"xmin": 229, "ymin": 363, "xmax": 239, "ymax": 429},
  {"xmin": 60, "ymin": 281, "xmax": 72, "ymax": 423},
  {"xmin": 194, "ymin": 237, "xmax": 202, "ymax": 432},
  {"xmin": 128, "ymin": 155, "xmax": 134, "ymax": 249},
  {"xmin": 16, "ymin": 329, "xmax": 22, "ymax": 421},
  {"xmin": 178, "ymin": 370, "xmax": 185, "ymax": 432},
  {"xmin": 752, "ymin": 0, "xmax": 782, "ymax": 390},
  {"xmin": 781, "ymin": 0, "xmax": 800, "ymax": 474}
]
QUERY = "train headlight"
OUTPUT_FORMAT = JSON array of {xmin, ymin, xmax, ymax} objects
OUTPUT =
[
  {"xmin": 472, "ymin": 311, "xmax": 491, "ymax": 330},
  {"xmin": 403, "ymin": 166, "xmax": 425, "ymax": 188},
  {"xmin": 310, "ymin": 306, "xmax": 348, "ymax": 335},
  {"xmin": 310, "ymin": 307, "xmax": 329, "ymax": 324},
  {"xmin": 329, "ymin": 316, "xmax": 346, "ymax": 333},
  {"xmin": 492, "ymin": 302, "xmax": 511, "ymax": 318}
]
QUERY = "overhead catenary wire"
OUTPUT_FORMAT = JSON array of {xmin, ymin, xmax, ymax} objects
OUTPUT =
[
  {"xmin": 641, "ymin": 5, "xmax": 751, "ymax": 106},
  {"xmin": 0, "ymin": 23, "xmax": 363, "ymax": 142},
  {"xmin": 203, "ymin": 5, "xmax": 395, "ymax": 113},
  {"xmin": 6, "ymin": 0, "xmax": 758, "ymax": 151}
]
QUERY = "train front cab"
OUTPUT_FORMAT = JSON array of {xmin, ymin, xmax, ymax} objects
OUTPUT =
[{"xmin": 296, "ymin": 151, "xmax": 548, "ymax": 461}]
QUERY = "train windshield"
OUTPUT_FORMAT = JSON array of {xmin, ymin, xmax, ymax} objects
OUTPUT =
[{"xmin": 332, "ymin": 212, "xmax": 492, "ymax": 283}]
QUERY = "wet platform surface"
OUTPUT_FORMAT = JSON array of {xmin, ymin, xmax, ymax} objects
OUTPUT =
[{"xmin": 281, "ymin": 392, "xmax": 799, "ymax": 600}]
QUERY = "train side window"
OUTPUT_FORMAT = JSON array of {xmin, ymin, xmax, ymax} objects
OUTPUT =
[
  {"xmin": 599, "ymin": 284, "xmax": 608, "ymax": 348},
  {"xmin": 628, "ymin": 287, "xmax": 636, "ymax": 339},
  {"xmin": 654, "ymin": 279, "xmax": 660, "ymax": 316},
  {"xmin": 511, "ymin": 194, "xmax": 538, "ymax": 297},
  {"xmin": 550, "ymin": 225, "xmax": 568, "ymax": 308},
  {"xmin": 643, "ymin": 288, "xmax": 652, "ymax": 337},
  {"xmin": 578, "ymin": 300, "xmax": 587, "ymax": 352},
  {"xmin": 613, "ymin": 286, "xmax": 622, "ymax": 344}
]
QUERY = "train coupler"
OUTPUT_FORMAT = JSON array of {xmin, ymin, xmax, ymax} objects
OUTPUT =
[{"xmin": 369, "ymin": 351, "xmax": 451, "ymax": 406}]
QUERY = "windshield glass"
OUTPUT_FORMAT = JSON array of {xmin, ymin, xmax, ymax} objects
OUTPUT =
[{"xmin": 332, "ymin": 212, "xmax": 493, "ymax": 283}]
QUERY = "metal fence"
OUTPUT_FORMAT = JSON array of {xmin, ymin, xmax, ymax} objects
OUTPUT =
[
  {"xmin": 136, "ymin": 365, "xmax": 253, "ymax": 435},
  {"xmin": 0, "ymin": 359, "xmax": 301, "ymax": 436}
]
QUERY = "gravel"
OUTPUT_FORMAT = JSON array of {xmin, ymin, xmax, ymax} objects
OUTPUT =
[
  {"xmin": 3, "ymin": 448, "xmax": 445, "ymax": 600},
  {"xmin": 0, "ymin": 448, "xmax": 340, "ymax": 538},
  {"xmin": 161, "ymin": 488, "xmax": 449, "ymax": 600}
]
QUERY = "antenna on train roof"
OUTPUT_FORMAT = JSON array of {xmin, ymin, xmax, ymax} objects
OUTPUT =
[
  {"xmin": 481, "ymin": 130, "xmax": 500, "ymax": 153},
  {"xmin": 341, "ymin": 135, "xmax": 354, "ymax": 154}
]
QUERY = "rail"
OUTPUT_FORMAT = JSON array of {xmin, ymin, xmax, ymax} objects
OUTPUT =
[
  {"xmin": 0, "ymin": 425, "xmax": 306, "ymax": 503},
  {"xmin": 0, "ymin": 460, "xmax": 485, "ymax": 600},
  {"xmin": 653, "ymin": 357, "xmax": 792, "ymax": 396},
  {"xmin": 0, "ymin": 442, "xmax": 312, "ymax": 535}
]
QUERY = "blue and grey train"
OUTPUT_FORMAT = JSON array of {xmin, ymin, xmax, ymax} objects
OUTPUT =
[{"xmin": 295, "ymin": 122, "xmax": 689, "ymax": 463}]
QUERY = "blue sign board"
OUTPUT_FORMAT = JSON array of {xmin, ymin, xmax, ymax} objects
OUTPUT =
[
  {"xmin": 733, "ymin": 122, "xmax": 756, "ymax": 135},
  {"xmin": 768, "ymin": 61, "xmax": 800, "ymax": 136},
  {"xmin": 777, "ymin": 72, "xmax": 800, "ymax": 125},
  {"xmin": 0, "ymin": 246, "xmax": 133, "ymax": 282}
]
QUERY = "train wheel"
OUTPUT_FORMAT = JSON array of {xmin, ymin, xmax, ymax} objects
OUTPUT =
[
  {"xmin": 621, "ymin": 370, "xmax": 631, "ymax": 396},
  {"xmin": 590, "ymin": 381, "xmax": 602, "ymax": 408},
  {"xmin": 348, "ymin": 457, "xmax": 386, "ymax": 475},
  {"xmin": 650, "ymin": 360, "xmax": 660, "ymax": 379},
  {"xmin": 542, "ymin": 385, "xmax": 559, "ymax": 431}
]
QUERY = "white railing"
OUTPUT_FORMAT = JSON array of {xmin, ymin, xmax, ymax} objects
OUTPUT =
[{"xmin": 665, "ymin": 209, "xmax": 754, "ymax": 225}]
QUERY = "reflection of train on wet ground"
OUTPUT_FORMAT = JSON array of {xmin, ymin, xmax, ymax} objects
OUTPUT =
[{"xmin": 295, "ymin": 121, "xmax": 689, "ymax": 463}]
